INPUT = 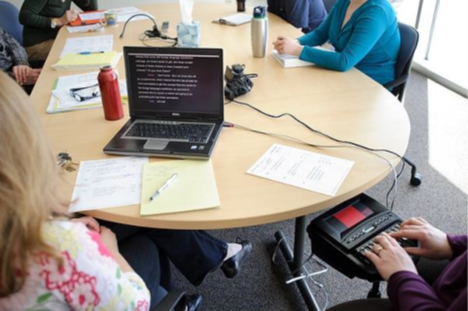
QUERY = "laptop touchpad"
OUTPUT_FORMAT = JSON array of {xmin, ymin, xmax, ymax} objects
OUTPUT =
[{"xmin": 144, "ymin": 140, "xmax": 169, "ymax": 150}]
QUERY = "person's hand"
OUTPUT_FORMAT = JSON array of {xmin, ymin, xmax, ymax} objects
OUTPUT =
[
  {"xmin": 390, "ymin": 217, "xmax": 453, "ymax": 260},
  {"xmin": 273, "ymin": 36, "xmax": 303, "ymax": 56},
  {"xmin": 24, "ymin": 68, "xmax": 41, "ymax": 85},
  {"xmin": 12, "ymin": 65, "xmax": 32, "ymax": 85},
  {"xmin": 57, "ymin": 9, "xmax": 79, "ymax": 26},
  {"xmin": 99, "ymin": 226, "xmax": 119, "ymax": 254},
  {"xmin": 365, "ymin": 232, "xmax": 417, "ymax": 281},
  {"xmin": 71, "ymin": 216, "xmax": 101, "ymax": 232}
]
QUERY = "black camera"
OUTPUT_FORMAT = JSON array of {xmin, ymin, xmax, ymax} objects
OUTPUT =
[{"xmin": 224, "ymin": 64, "xmax": 258, "ymax": 100}]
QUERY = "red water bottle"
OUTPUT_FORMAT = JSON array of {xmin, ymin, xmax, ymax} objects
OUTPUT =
[{"xmin": 98, "ymin": 66, "xmax": 123, "ymax": 121}]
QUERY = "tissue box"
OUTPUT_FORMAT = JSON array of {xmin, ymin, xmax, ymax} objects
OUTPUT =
[{"xmin": 177, "ymin": 21, "xmax": 200, "ymax": 47}]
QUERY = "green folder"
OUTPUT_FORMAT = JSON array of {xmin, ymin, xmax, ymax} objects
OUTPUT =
[{"xmin": 140, "ymin": 160, "xmax": 220, "ymax": 216}]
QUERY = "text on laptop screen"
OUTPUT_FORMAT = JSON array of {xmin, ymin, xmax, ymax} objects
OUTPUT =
[{"xmin": 126, "ymin": 51, "xmax": 223, "ymax": 117}]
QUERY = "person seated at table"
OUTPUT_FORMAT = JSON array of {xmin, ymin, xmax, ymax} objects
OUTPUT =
[
  {"xmin": 329, "ymin": 217, "xmax": 467, "ymax": 311},
  {"xmin": 267, "ymin": 0, "xmax": 328, "ymax": 33},
  {"xmin": 0, "ymin": 27, "xmax": 41, "ymax": 94},
  {"xmin": 19, "ymin": 0, "xmax": 98, "ymax": 62},
  {"xmin": 273, "ymin": 0, "xmax": 400, "ymax": 85},
  {"xmin": 0, "ymin": 72, "xmax": 251, "ymax": 311}
]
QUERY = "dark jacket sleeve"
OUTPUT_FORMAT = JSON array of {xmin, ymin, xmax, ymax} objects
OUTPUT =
[
  {"xmin": 3, "ymin": 31, "xmax": 29, "ymax": 66},
  {"xmin": 73, "ymin": 0, "xmax": 99, "ymax": 12},
  {"xmin": 19, "ymin": 0, "xmax": 53, "ymax": 29},
  {"xmin": 447, "ymin": 235, "xmax": 467, "ymax": 259}
]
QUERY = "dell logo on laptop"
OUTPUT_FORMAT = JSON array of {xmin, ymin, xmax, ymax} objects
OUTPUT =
[{"xmin": 172, "ymin": 113, "xmax": 180, "ymax": 117}]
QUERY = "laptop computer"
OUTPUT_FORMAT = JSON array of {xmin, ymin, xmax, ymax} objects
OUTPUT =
[{"xmin": 104, "ymin": 47, "xmax": 224, "ymax": 159}]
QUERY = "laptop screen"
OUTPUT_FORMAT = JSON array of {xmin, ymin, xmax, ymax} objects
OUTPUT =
[{"xmin": 124, "ymin": 47, "xmax": 223, "ymax": 120}]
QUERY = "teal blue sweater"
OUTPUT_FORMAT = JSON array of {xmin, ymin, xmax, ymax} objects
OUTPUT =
[{"xmin": 297, "ymin": 0, "xmax": 400, "ymax": 85}]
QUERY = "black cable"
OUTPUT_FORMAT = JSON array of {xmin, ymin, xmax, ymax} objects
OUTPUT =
[{"xmin": 120, "ymin": 13, "xmax": 157, "ymax": 38}]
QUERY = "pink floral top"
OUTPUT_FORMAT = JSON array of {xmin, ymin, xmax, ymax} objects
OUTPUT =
[{"xmin": 0, "ymin": 221, "xmax": 150, "ymax": 310}]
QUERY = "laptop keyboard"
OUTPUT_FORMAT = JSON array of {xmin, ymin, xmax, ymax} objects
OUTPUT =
[{"xmin": 124, "ymin": 121, "xmax": 214, "ymax": 143}]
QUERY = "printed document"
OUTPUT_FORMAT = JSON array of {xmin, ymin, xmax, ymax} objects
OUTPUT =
[
  {"xmin": 247, "ymin": 144, "xmax": 354, "ymax": 196},
  {"xmin": 60, "ymin": 35, "xmax": 113, "ymax": 58},
  {"xmin": 70, "ymin": 157, "xmax": 148, "ymax": 213}
]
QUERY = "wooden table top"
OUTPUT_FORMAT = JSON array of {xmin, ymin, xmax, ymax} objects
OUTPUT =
[{"xmin": 30, "ymin": 3, "xmax": 410, "ymax": 229}]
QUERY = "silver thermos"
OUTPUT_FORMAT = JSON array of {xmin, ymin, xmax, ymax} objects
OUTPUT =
[{"xmin": 251, "ymin": 6, "xmax": 268, "ymax": 58}]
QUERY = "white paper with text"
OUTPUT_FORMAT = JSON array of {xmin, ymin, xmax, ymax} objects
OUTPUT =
[
  {"xmin": 70, "ymin": 157, "xmax": 148, "ymax": 212},
  {"xmin": 247, "ymin": 144, "xmax": 354, "ymax": 196}
]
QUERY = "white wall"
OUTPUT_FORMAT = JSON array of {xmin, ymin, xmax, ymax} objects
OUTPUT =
[{"xmin": 6, "ymin": 0, "xmax": 266, "ymax": 10}]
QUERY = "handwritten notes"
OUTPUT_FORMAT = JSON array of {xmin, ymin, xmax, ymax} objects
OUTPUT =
[
  {"xmin": 60, "ymin": 35, "xmax": 113, "ymax": 58},
  {"xmin": 247, "ymin": 144, "xmax": 354, "ymax": 196},
  {"xmin": 70, "ymin": 157, "xmax": 148, "ymax": 213}
]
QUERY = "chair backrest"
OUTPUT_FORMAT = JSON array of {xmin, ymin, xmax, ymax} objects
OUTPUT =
[
  {"xmin": 392, "ymin": 22, "xmax": 419, "ymax": 101},
  {"xmin": 322, "ymin": 0, "xmax": 337, "ymax": 13},
  {"xmin": 0, "ymin": 1, "xmax": 23, "ymax": 45}
]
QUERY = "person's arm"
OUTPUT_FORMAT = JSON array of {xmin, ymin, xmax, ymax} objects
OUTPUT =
[
  {"xmin": 299, "ymin": 7, "xmax": 388, "ymax": 71},
  {"xmin": 447, "ymin": 235, "xmax": 467, "ymax": 259},
  {"xmin": 3, "ymin": 31, "xmax": 29, "ymax": 67},
  {"xmin": 19, "ymin": 0, "xmax": 54, "ymax": 29},
  {"xmin": 388, "ymin": 272, "xmax": 448, "ymax": 311},
  {"xmin": 60, "ymin": 222, "xmax": 150, "ymax": 309},
  {"xmin": 73, "ymin": 0, "xmax": 99, "ymax": 12}
]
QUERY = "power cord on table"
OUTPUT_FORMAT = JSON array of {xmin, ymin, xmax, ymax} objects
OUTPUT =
[
  {"xmin": 119, "ymin": 13, "xmax": 178, "ymax": 47},
  {"xmin": 224, "ymin": 98, "xmax": 413, "ymax": 210}
]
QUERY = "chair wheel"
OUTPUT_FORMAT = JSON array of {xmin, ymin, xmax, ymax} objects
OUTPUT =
[{"xmin": 410, "ymin": 172, "xmax": 422, "ymax": 186}]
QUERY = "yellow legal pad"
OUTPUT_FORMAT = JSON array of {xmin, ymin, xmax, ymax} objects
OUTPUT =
[
  {"xmin": 140, "ymin": 160, "xmax": 220, "ymax": 216},
  {"xmin": 52, "ymin": 51, "xmax": 119, "ymax": 70}
]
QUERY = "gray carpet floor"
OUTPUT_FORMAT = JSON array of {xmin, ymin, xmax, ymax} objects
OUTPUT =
[{"xmin": 171, "ymin": 71, "xmax": 468, "ymax": 310}]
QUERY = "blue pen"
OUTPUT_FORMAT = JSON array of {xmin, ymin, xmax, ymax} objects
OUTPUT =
[{"xmin": 78, "ymin": 51, "xmax": 105, "ymax": 55}]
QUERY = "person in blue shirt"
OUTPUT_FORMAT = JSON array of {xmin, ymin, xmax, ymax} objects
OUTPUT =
[
  {"xmin": 267, "ymin": 0, "xmax": 328, "ymax": 33},
  {"xmin": 273, "ymin": 0, "xmax": 400, "ymax": 85}
]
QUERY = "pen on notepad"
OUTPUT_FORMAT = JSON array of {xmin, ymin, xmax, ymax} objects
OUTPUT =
[
  {"xmin": 78, "ymin": 51, "xmax": 105, "ymax": 55},
  {"xmin": 149, "ymin": 173, "xmax": 178, "ymax": 201}
]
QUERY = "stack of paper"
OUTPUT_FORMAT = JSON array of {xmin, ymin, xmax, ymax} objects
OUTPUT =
[
  {"xmin": 140, "ymin": 160, "xmax": 220, "ymax": 216},
  {"xmin": 106, "ymin": 7, "xmax": 155, "ymax": 23},
  {"xmin": 46, "ymin": 72, "xmax": 127, "ymax": 114},
  {"xmin": 53, "ymin": 35, "xmax": 121, "ymax": 70},
  {"xmin": 59, "ymin": 35, "xmax": 113, "ymax": 58}
]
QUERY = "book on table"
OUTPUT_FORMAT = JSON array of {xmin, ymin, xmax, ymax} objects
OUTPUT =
[
  {"xmin": 272, "ymin": 45, "xmax": 333, "ymax": 68},
  {"xmin": 272, "ymin": 50, "xmax": 314, "ymax": 68}
]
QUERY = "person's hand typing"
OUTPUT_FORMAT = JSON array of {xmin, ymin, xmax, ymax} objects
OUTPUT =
[
  {"xmin": 12, "ymin": 65, "xmax": 31, "ymax": 85},
  {"xmin": 273, "ymin": 36, "xmax": 303, "ymax": 56},
  {"xmin": 365, "ymin": 232, "xmax": 417, "ymax": 281},
  {"xmin": 390, "ymin": 217, "xmax": 453, "ymax": 260},
  {"xmin": 71, "ymin": 216, "xmax": 101, "ymax": 232}
]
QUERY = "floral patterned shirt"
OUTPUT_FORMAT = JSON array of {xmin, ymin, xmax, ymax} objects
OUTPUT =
[{"xmin": 0, "ymin": 221, "xmax": 150, "ymax": 310}]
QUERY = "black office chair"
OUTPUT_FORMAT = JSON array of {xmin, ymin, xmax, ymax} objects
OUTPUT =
[
  {"xmin": 153, "ymin": 289, "xmax": 187, "ymax": 311},
  {"xmin": 384, "ymin": 22, "xmax": 420, "ymax": 102},
  {"xmin": 384, "ymin": 22, "xmax": 422, "ymax": 187}
]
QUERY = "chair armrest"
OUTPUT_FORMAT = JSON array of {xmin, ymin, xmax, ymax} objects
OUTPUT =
[
  {"xmin": 383, "ymin": 74, "xmax": 409, "ymax": 89},
  {"xmin": 153, "ymin": 289, "xmax": 186, "ymax": 311}
]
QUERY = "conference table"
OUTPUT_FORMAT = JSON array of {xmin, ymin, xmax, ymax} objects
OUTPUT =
[{"xmin": 30, "ymin": 3, "xmax": 411, "ymax": 310}]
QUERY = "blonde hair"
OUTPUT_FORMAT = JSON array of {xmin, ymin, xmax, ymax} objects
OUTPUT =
[{"xmin": 0, "ymin": 72, "xmax": 66, "ymax": 297}]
